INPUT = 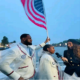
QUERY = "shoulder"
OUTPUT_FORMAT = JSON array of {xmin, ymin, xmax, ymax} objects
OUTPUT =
[
  {"xmin": 41, "ymin": 54, "xmax": 53, "ymax": 62},
  {"xmin": 64, "ymin": 50, "xmax": 68, "ymax": 57},
  {"xmin": 64, "ymin": 50, "xmax": 68, "ymax": 54},
  {"xmin": 8, "ymin": 45, "xmax": 20, "ymax": 55},
  {"xmin": 10, "ymin": 45, "xmax": 19, "ymax": 51},
  {"xmin": 1, "ymin": 46, "xmax": 19, "ymax": 57}
]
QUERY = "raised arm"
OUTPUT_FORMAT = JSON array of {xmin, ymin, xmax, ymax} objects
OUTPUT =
[{"xmin": 30, "ymin": 37, "xmax": 50, "ymax": 50}]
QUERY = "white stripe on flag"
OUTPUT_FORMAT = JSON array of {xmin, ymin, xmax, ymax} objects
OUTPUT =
[
  {"xmin": 29, "ymin": 0, "xmax": 45, "ymax": 22},
  {"xmin": 25, "ymin": 0, "xmax": 46, "ymax": 27}
]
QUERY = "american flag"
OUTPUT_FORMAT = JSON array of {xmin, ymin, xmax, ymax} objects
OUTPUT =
[{"xmin": 21, "ymin": 0, "xmax": 47, "ymax": 30}]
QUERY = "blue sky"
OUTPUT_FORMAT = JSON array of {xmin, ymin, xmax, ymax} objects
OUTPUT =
[{"xmin": 0, "ymin": 0, "xmax": 80, "ymax": 45}]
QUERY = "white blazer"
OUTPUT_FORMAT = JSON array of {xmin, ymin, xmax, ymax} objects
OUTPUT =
[
  {"xmin": 39, "ymin": 52, "xmax": 59, "ymax": 80},
  {"xmin": 0, "ymin": 42, "xmax": 45, "ymax": 80}
]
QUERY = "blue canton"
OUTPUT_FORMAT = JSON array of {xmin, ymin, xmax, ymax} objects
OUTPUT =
[{"xmin": 34, "ymin": 0, "xmax": 44, "ymax": 15}]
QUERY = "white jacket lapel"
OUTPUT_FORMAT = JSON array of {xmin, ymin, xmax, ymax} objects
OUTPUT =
[{"xmin": 17, "ymin": 44, "xmax": 30, "ymax": 57}]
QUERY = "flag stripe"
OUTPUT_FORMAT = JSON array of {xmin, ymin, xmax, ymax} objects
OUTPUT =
[
  {"xmin": 24, "ymin": 0, "xmax": 47, "ymax": 29},
  {"xmin": 31, "ymin": 0, "xmax": 45, "ymax": 21},
  {"xmin": 21, "ymin": 0, "xmax": 47, "ymax": 30},
  {"xmin": 26, "ymin": 13, "xmax": 47, "ymax": 29},
  {"xmin": 21, "ymin": 0, "xmax": 26, "ymax": 7},
  {"xmin": 27, "ymin": 0, "xmax": 46, "ymax": 24},
  {"xmin": 31, "ymin": 0, "xmax": 45, "ymax": 19},
  {"xmin": 25, "ymin": 0, "xmax": 46, "ymax": 26}
]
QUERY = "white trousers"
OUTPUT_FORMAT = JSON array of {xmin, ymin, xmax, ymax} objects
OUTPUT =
[{"xmin": 63, "ymin": 72, "xmax": 80, "ymax": 80}]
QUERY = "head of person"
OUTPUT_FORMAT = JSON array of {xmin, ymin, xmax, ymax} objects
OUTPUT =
[
  {"xmin": 20, "ymin": 34, "xmax": 32, "ymax": 45},
  {"xmin": 43, "ymin": 44, "xmax": 55, "ymax": 54},
  {"xmin": 67, "ymin": 39, "xmax": 80, "ymax": 60},
  {"xmin": 67, "ymin": 39, "xmax": 80, "ymax": 50}
]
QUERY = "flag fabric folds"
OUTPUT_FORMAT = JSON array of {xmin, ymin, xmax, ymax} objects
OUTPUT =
[{"xmin": 21, "ymin": 0, "xmax": 47, "ymax": 30}]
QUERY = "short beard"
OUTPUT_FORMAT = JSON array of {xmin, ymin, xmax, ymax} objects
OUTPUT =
[{"xmin": 24, "ymin": 40, "xmax": 32, "ymax": 46}]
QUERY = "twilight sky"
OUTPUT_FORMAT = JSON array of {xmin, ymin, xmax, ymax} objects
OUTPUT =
[{"xmin": 0, "ymin": 0, "xmax": 80, "ymax": 45}]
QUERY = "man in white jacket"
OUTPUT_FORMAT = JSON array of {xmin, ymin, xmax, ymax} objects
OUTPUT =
[{"xmin": 0, "ymin": 34, "xmax": 50, "ymax": 80}]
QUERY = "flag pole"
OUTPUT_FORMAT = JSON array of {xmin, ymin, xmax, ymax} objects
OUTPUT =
[
  {"xmin": 46, "ymin": 28, "xmax": 50, "ymax": 44},
  {"xmin": 42, "ymin": 0, "xmax": 50, "ymax": 44}
]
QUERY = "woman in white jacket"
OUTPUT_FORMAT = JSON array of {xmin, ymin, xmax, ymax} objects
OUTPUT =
[{"xmin": 39, "ymin": 44, "xmax": 59, "ymax": 80}]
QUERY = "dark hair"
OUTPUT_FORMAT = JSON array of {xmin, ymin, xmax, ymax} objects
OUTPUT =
[
  {"xmin": 43, "ymin": 44, "xmax": 52, "ymax": 51},
  {"xmin": 20, "ymin": 34, "xmax": 29, "ymax": 40},
  {"xmin": 68, "ymin": 39, "xmax": 80, "ymax": 45}
]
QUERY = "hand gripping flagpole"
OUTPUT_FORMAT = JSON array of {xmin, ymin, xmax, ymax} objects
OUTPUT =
[{"xmin": 42, "ymin": 0, "xmax": 50, "ymax": 44}]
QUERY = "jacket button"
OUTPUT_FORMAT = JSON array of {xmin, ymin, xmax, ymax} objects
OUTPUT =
[
  {"xmin": 78, "ymin": 65, "xmax": 80, "ymax": 66},
  {"xmin": 70, "ymin": 61, "xmax": 72, "ymax": 62},
  {"xmin": 72, "ymin": 64, "xmax": 74, "ymax": 66},
  {"xmin": 70, "ymin": 57, "xmax": 72, "ymax": 59}
]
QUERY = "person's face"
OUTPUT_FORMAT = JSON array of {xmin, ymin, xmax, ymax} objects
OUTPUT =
[
  {"xmin": 23, "ymin": 35, "xmax": 32, "ymax": 45},
  {"xmin": 47, "ymin": 46, "xmax": 55, "ymax": 54},
  {"xmin": 67, "ymin": 42, "xmax": 73, "ymax": 49}
]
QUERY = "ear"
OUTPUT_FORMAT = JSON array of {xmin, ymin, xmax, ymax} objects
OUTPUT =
[
  {"xmin": 22, "ymin": 38, "xmax": 25, "ymax": 41},
  {"xmin": 47, "ymin": 48, "xmax": 49, "ymax": 51}
]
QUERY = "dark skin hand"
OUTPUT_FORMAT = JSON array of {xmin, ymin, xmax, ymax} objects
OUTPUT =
[
  {"xmin": 44, "ymin": 37, "xmax": 50, "ymax": 43},
  {"xmin": 18, "ymin": 77, "xmax": 24, "ymax": 80}
]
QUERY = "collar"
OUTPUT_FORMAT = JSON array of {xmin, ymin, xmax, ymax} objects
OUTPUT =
[
  {"xmin": 19, "ymin": 43, "xmax": 28, "ymax": 48},
  {"xmin": 42, "ymin": 51, "xmax": 52, "ymax": 56},
  {"xmin": 19, "ymin": 43, "xmax": 33, "ymax": 50},
  {"xmin": 20, "ymin": 43, "xmax": 33, "ymax": 47}
]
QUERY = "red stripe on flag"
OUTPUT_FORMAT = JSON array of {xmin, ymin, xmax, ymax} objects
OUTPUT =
[
  {"xmin": 21, "ymin": 0, "xmax": 47, "ymax": 30},
  {"xmin": 27, "ymin": 0, "xmax": 46, "ymax": 24},
  {"xmin": 31, "ymin": 0, "xmax": 45, "ymax": 19},
  {"xmin": 26, "ymin": 13, "xmax": 47, "ymax": 30},
  {"xmin": 21, "ymin": 0, "xmax": 26, "ymax": 7}
]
